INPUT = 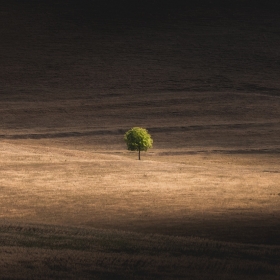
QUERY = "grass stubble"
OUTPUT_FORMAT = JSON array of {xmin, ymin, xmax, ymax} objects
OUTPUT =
[
  {"xmin": 1, "ymin": 1, "xmax": 280, "ymax": 279},
  {"xmin": 0, "ymin": 131, "xmax": 279, "ymax": 279}
]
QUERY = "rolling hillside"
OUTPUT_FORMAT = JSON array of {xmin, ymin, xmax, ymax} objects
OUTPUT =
[{"xmin": 0, "ymin": 1, "xmax": 280, "ymax": 279}]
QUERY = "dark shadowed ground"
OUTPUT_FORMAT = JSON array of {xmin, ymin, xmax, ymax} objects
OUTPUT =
[{"xmin": 0, "ymin": 0, "xmax": 280, "ymax": 279}]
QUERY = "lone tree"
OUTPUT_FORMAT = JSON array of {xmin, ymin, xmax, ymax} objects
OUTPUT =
[{"xmin": 124, "ymin": 127, "xmax": 153, "ymax": 160}]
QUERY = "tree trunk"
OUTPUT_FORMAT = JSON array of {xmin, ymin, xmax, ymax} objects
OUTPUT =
[{"xmin": 138, "ymin": 149, "xmax": 141, "ymax": 160}]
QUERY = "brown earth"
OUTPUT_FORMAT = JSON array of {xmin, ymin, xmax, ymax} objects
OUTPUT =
[{"xmin": 0, "ymin": 1, "xmax": 280, "ymax": 279}]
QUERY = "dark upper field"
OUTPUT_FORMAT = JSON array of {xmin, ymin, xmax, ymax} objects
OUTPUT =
[
  {"xmin": 1, "ymin": 0, "xmax": 280, "ymax": 101},
  {"xmin": 1, "ymin": 0, "xmax": 280, "ymax": 149}
]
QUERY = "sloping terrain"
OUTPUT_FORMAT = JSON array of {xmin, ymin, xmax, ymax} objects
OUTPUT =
[
  {"xmin": 0, "ymin": 141, "xmax": 279, "ymax": 279},
  {"xmin": 0, "ymin": 0, "xmax": 280, "ymax": 279},
  {"xmin": 1, "ymin": 223, "xmax": 279, "ymax": 280},
  {"xmin": 1, "ymin": 0, "xmax": 280, "ymax": 100}
]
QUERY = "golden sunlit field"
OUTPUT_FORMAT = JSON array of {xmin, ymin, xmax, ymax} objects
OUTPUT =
[
  {"xmin": 1, "ymin": 1, "xmax": 280, "ymax": 279},
  {"xmin": 1, "ymin": 91, "xmax": 279, "ymax": 279}
]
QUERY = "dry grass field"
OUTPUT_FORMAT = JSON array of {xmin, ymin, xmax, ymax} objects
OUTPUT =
[{"xmin": 1, "ymin": 0, "xmax": 280, "ymax": 279}]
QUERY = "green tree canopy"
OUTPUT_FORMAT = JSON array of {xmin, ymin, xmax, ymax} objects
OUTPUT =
[{"xmin": 124, "ymin": 127, "xmax": 153, "ymax": 160}]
